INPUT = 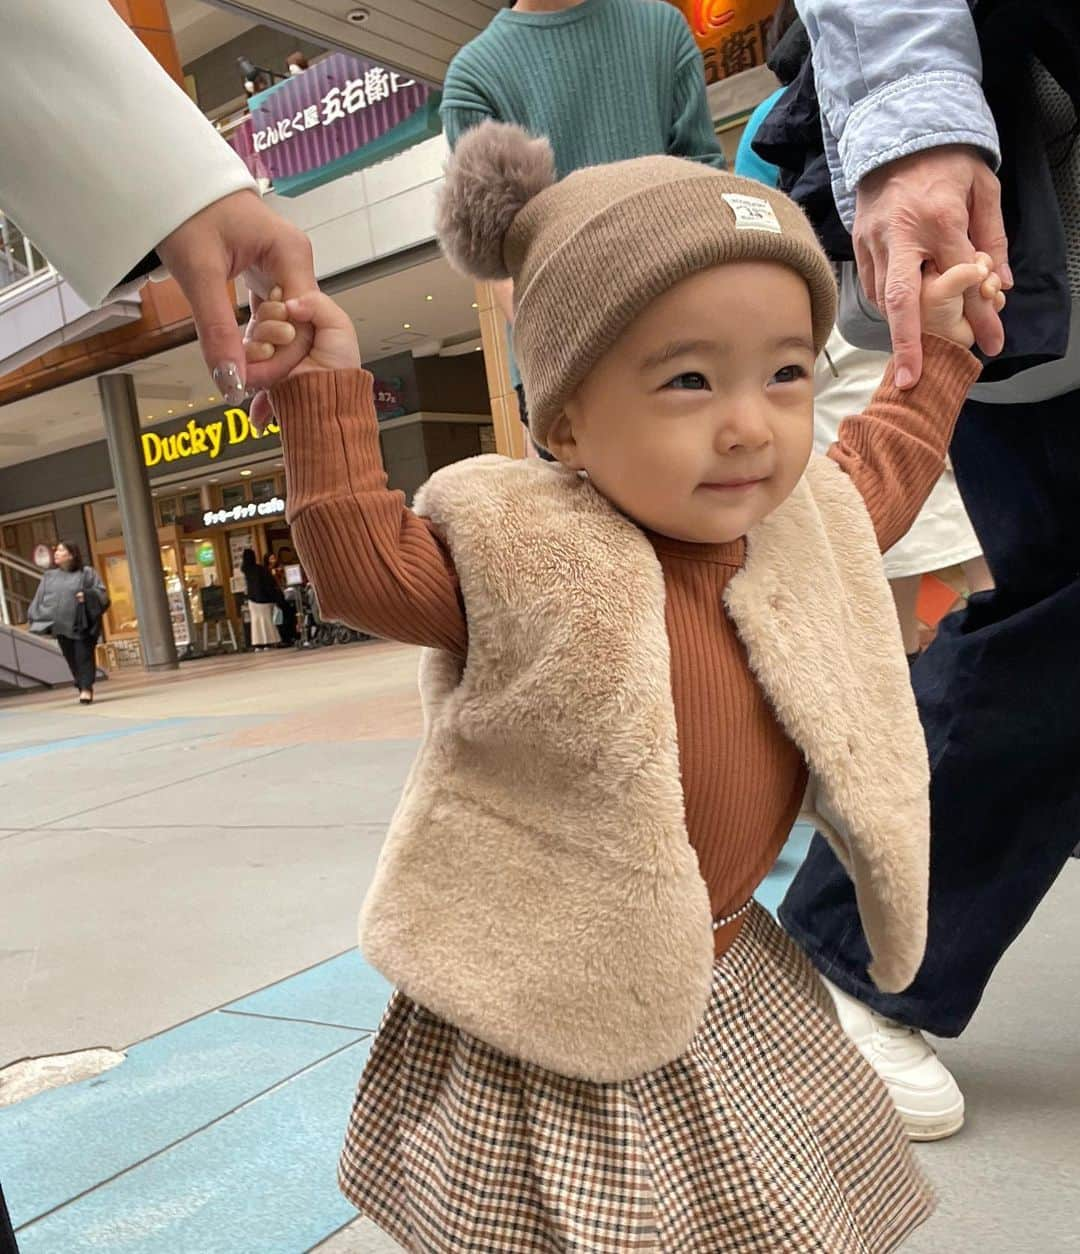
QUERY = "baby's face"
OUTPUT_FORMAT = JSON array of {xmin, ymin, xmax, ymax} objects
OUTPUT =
[{"xmin": 548, "ymin": 262, "xmax": 816, "ymax": 545}]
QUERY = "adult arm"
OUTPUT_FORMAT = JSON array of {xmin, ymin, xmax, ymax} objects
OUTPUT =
[
  {"xmin": 796, "ymin": 0, "xmax": 998, "ymax": 226},
  {"xmin": 1, "ymin": 0, "xmax": 317, "ymax": 400},
  {"xmin": 85, "ymin": 567, "xmax": 110, "ymax": 607},
  {"xmin": 668, "ymin": 20, "xmax": 727, "ymax": 170},
  {"xmin": 273, "ymin": 370, "xmax": 468, "ymax": 657},
  {"xmin": 0, "ymin": 0, "xmax": 254, "ymax": 307},
  {"xmin": 796, "ymin": 0, "xmax": 1007, "ymax": 385},
  {"xmin": 27, "ymin": 578, "xmax": 45, "ymax": 625}
]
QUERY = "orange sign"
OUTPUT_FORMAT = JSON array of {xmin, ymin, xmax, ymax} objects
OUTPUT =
[{"xmin": 668, "ymin": 0, "xmax": 777, "ymax": 84}]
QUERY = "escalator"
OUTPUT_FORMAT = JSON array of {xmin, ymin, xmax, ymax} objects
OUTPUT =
[
  {"xmin": 0, "ymin": 624, "xmax": 78, "ymax": 691},
  {"xmin": 0, "ymin": 549, "xmax": 92, "ymax": 692}
]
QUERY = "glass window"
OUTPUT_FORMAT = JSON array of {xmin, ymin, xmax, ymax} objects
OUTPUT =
[
  {"xmin": 91, "ymin": 498, "xmax": 124, "ymax": 540},
  {"xmin": 251, "ymin": 477, "xmax": 277, "ymax": 503},
  {"xmin": 103, "ymin": 553, "xmax": 136, "ymax": 636},
  {"xmin": 181, "ymin": 493, "xmax": 202, "ymax": 518},
  {"xmin": 157, "ymin": 496, "xmax": 178, "ymax": 526},
  {"xmin": 221, "ymin": 483, "xmax": 247, "ymax": 510}
]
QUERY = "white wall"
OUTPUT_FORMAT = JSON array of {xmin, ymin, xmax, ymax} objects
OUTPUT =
[
  {"xmin": 0, "ymin": 135, "xmax": 448, "ymax": 375},
  {"xmin": 265, "ymin": 134, "xmax": 448, "ymax": 283}
]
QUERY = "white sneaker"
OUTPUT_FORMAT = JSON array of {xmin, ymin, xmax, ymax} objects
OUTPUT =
[{"xmin": 821, "ymin": 976, "xmax": 965, "ymax": 1142}]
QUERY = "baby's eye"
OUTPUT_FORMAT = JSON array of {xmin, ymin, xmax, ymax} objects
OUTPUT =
[
  {"xmin": 664, "ymin": 372, "xmax": 710, "ymax": 391},
  {"xmin": 772, "ymin": 364, "xmax": 808, "ymax": 384}
]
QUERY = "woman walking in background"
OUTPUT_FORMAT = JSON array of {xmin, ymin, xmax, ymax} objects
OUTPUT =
[
  {"xmin": 27, "ymin": 542, "xmax": 109, "ymax": 704},
  {"xmin": 241, "ymin": 547, "xmax": 283, "ymax": 651},
  {"xmin": 265, "ymin": 551, "xmax": 298, "ymax": 645}
]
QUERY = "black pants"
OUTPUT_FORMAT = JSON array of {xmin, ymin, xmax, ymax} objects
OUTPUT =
[
  {"xmin": 1, "ymin": 1178, "xmax": 19, "ymax": 1252},
  {"xmin": 781, "ymin": 387, "xmax": 1080, "ymax": 1037},
  {"xmin": 57, "ymin": 632, "xmax": 99, "ymax": 692}
]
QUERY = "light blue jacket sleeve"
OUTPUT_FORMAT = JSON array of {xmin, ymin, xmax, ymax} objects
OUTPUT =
[{"xmin": 795, "ymin": 0, "xmax": 1000, "ymax": 228}]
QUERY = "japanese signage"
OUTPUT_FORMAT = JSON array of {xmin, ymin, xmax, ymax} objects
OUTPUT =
[
  {"xmin": 203, "ymin": 498, "xmax": 286, "ymax": 528},
  {"xmin": 141, "ymin": 409, "xmax": 278, "ymax": 469},
  {"xmin": 241, "ymin": 52, "xmax": 442, "ymax": 197},
  {"xmin": 668, "ymin": 0, "xmax": 776, "ymax": 84}
]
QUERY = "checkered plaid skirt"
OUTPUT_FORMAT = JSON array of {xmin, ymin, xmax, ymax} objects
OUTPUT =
[{"xmin": 339, "ymin": 905, "xmax": 934, "ymax": 1252}]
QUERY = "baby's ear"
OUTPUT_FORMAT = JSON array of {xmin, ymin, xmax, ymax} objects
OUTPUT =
[{"xmin": 544, "ymin": 411, "xmax": 581, "ymax": 469}]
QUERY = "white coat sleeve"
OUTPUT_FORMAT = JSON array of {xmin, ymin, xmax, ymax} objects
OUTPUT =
[{"xmin": 0, "ymin": 0, "xmax": 256, "ymax": 308}]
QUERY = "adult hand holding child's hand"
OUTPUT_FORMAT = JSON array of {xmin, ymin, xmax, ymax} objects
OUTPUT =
[{"xmin": 244, "ymin": 287, "xmax": 363, "ymax": 431}]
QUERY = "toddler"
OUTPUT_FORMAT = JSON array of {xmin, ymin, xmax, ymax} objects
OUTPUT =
[{"xmin": 247, "ymin": 122, "xmax": 1001, "ymax": 1251}]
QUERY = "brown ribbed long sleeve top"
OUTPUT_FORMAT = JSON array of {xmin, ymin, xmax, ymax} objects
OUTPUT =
[{"xmin": 274, "ymin": 335, "xmax": 980, "ymax": 958}]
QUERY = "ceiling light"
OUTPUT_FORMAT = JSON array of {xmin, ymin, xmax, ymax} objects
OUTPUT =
[
  {"xmin": 471, "ymin": 302, "xmax": 478, "ymax": 309},
  {"xmin": 188, "ymin": 402, "xmax": 194, "ymax": 408},
  {"xmin": 209, "ymin": 478, "xmax": 218, "ymax": 484},
  {"xmin": 425, "ymin": 295, "xmax": 433, "ymax": 302},
  {"xmin": 346, "ymin": 7, "xmax": 369, "ymax": 23},
  {"xmin": 207, "ymin": 396, "xmax": 215, "ymax": 402},
  {"xmin": 403, "ymin": 322, "xmax": 411, "ymax": 329},
  {"xmin": 167, "ymin": 409, "xmax": 174, "ymax": 415},
  {"xmin": 240, "ymin": 469, "xmax": 252, "ymax": 477},
  {"xmin": 147, "ymin": 414, "xmax": 155, "ymax": 420}
]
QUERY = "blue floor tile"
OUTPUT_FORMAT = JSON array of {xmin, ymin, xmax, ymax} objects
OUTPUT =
[
  {"xmin": 226, "ymin": 949, "xmax": 393, "ymax": 1033},
  {"xmin": 754, "ymin": 822, "xmax": 814, "ymax": 917},
  {"xmin": 2, "ymin": 1013, "xmax": 365, "ymax": 1229},
  {"xmin": 15, "ymin": 1038, "xmax": 372, "ymax": 1254}
]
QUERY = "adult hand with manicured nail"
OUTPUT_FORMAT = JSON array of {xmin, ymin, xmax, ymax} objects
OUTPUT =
[{"xmin": 157, "ymin": 190, "xmax": 317, "ymax": 406}]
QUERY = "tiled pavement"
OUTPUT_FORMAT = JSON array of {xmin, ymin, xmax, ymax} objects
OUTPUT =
[{"xmin": 1, "ymin": 643, "xmax": 1076, "ymax": 1252}]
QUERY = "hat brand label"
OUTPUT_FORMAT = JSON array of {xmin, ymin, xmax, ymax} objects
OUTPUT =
[{"xmin": 722, "ymin": 193, "xmax": 782, "ymax": 234}]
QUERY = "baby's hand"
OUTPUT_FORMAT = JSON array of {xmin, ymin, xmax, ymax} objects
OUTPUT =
[
  {"xmin": 245, "ymin": 287, "xmax": 361, "ymax": 428},
  {"xmin": 920, "ymin": 252, "xmax": 1006, "ymax": 349}
]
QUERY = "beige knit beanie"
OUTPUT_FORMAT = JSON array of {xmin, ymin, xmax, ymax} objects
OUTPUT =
[{"xmin": 437, "ymin": 121, "xmax": 837, "ymax": 450}]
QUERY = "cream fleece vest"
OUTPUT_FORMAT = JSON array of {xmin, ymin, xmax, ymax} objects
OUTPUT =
[{"xmin": 360, "ymin": 454, "xmax": 930, "ymax": 1083}]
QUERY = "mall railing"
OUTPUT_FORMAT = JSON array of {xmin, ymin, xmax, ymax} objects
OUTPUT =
[
  {"xmin": 0, "ymin": 549, "xmax": 42, "ymax": 628},
  {"xmin": 0, "ymin": 213, "xmax": 53, "ymax": 296}
]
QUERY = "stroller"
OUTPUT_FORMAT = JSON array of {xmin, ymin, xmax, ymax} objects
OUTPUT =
[{"xmin": 290, "ymin": 583, "xmax": 371, "ymax": 649}]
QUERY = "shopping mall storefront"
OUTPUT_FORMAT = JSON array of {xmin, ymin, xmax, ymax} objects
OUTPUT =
[{"xmin": 0, "ymin": 344, "xmax": 493, "ymax": 663}]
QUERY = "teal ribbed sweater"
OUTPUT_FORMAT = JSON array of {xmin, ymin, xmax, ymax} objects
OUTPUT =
[
  {"xmin": 441, "ymin": 0, "xmax": 725, "ymax": 174},
  {"xmin": 442, "ymin": 0, "xmax": 725, "ymax": 384}
]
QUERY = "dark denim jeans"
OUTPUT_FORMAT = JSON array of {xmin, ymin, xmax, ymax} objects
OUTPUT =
[{"xmin": 781, "ymin": 387, "xmax": 1080, "ymax": 1037}]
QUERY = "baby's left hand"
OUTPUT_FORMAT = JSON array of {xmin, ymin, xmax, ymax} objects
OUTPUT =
[
  {"xmin": 920, "ymin": 252, "xmax": 1006, "ymax": 349},
  {"xmin": 244, "ymin": 286, "xmax": 361, "ymax": 429}
]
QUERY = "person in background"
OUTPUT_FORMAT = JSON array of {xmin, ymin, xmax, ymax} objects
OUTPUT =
[
  {"xmin": 2, "ymin": 0, "xmax": 317, "ymax": 414},
  {"xmin": 266, "ymin": 551, "xmax": 298, "ymax": 645},
  {"xmin": 733, "ymin": 48, "xmax": 994, "ymax": 664},
  {"xmin": 810, "ymin": 331, "xmax": 993, "ymax": 659},
  {"xmin": 441, "ymin": 0, "xmax": 727, "ymax": 454},
  {"xmin": 287, "ymin": 52, "xmax": 310, "ymax": 76},
  {"xmin": 776, "ymin": 0, "xmax": 1080, "ymax": 1144},
  {"xmin": 241, "ymin": 548, "xmax": 283, "ymax": 651},
  {"xmin": 27, "ymin": 543, "xmax": 109, "ymax": 705}
]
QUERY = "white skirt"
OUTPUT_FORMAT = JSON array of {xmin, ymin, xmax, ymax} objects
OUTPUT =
[
  {"xmin": 815, "ymin": 328, "xmax": 983, "ymax": 579},
  {"xmin": 249, "ymin": 600, "xmax": 280, "ymax": 647}
]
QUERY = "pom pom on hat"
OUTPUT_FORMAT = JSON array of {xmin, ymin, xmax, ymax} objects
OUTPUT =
[{"xmin": 437, "ymin": 121, "xmax": 556, "ymax": 281}]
